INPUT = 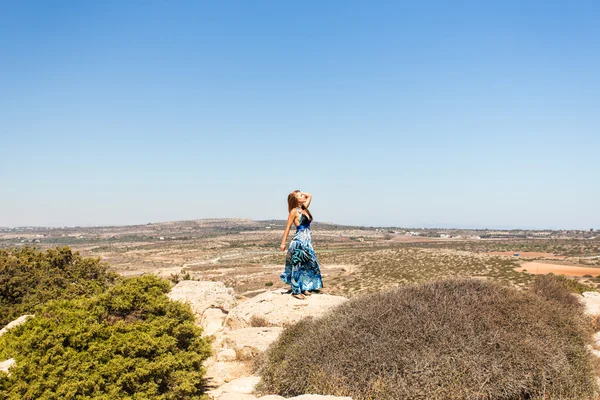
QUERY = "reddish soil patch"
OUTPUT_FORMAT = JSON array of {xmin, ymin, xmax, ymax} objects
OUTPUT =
[{"xmin": 515, "ymin": 261, "xmax": 600, "ymax": 277}]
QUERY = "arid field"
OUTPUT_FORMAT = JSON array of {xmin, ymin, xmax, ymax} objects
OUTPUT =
[{"xmin": 2, "ymin": 220, "xmax": 599, "ymax": 298}]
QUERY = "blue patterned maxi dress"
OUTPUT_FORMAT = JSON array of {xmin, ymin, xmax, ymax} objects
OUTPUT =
[{"xmin": 280, "ymin": 208, "xmax": 323, "ymax": 295}]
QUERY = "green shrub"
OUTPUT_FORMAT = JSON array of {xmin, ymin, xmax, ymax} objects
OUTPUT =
[
  {"xmin": 0, "ymin": 246, "xmax": 118, "ymax": 328},
  {"xmin": 0, "ymin": 275, "xmax": 211, "ymax": 400},
  {"xmin": 257, "ymin": 278, "xmax": 598, "ymax": 399}
]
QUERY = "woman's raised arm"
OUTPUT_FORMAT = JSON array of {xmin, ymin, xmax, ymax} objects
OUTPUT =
[{"xmin": 302, "ymin": 192, "xmax": 312, "ymax": 208}]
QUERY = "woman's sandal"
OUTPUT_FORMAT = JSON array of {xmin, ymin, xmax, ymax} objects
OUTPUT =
[
  {"xmin": 292, "ymin": 293, "xmax": 306, "ymax": 300},
  {"xmin": 302, "ymin": 291, "xmax": 312, "ymax": 296}
]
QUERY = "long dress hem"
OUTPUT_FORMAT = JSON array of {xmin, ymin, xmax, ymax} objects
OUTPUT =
[{"xmin": 280, "ymin": 208, "xmax": 323, "ymax": 295}]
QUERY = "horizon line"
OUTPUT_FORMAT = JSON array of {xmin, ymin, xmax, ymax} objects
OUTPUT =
[{"xmin": 0, "ymin": 217, "xmax": 595, "ymax": 232}]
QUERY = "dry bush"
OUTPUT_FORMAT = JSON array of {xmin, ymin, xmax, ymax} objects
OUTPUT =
[
  {"xmin": 257, "ymin": 278, "xmax": 597, "ymax": 400},
  {"xmin": 235, "ymin": 347, "xmax": 258, "ymax": 361},
  {"xmin": 591, "ymin": 315, "xmax": 600, "ymax": 332},
  {"xmin": 249, "ymin": 315, "xmax": 272, "ymax": 327},
  {"xmin": 531, "ymin": 274, "xmax": 592, "ymax": 306}
]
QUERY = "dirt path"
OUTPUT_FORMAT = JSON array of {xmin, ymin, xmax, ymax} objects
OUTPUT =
[
  {"xmin": 515, "ymin": 261, "xmax": 600, "ymax": 277},
  {"xmin": 489, "ymin": 251, "xmax": 566, "ymax": 259}
]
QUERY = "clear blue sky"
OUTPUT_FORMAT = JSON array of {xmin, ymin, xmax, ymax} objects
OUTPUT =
[{"xmin": 1, "ymin": 1, "xmax": 598, "ymax": 229}]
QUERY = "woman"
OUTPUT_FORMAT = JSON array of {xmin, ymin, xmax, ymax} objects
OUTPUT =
[{"xmin": 279, "ymin": 190, "xmax": 323, "ymax": 299}]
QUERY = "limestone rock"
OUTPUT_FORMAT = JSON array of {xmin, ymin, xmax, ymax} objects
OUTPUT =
[
  {"xmin": 204, "ymin": 359, "xmax": 253, "ymax": 387},
  {"xmin": 587, "ymin": 345, "xmax": 600, "ymax": 358},
  {"xmin": 580, "ymin": 292, "xmax": 600, "ymax": 316},
  {"xmin": 223, "ymin": 327, "xmax": 283, "ymax": 359},
  {"xmin": 203, "ymin": 307, "xmax": 228, "ymax": 336},
  {"xmin": 256, "ymin": 396, "xmax": 286, "ymax": 399},
  {"xmin": 219, "ymin": 376, "xmax": 261, "ymax": 394},
  {"xmin": 0, "ymin": 315, "xmax": 34, "ymax": 336},
  {"xmin": 168, "ymin": 281, "xmax": 237, "ymax": 324},
  {"xmin": 210, "ymin": 376, "xmax": 261, "ymax": 399},
  {"xmin": 217, "ymin": 348, "xmax": 238, "ymax": 362},
  {"xmin": 288, "ymin": 396, "xmax": 353, "ymax": 400},
  {"xmin": 0, "ymin": 359, "xmax": 15, "ymax": 375},
  {"xmin": 225, "ymin": 290, "xmax": 347, "ymax": 329},
  {"xmin": 217, "ymin": 394, "xmax": 258, "ymax": 400}
]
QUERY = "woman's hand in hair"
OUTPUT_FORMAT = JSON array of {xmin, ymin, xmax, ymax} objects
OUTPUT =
[{"xmin": 302, "ymin": 192, "xmax": 312, "ymax": 208}]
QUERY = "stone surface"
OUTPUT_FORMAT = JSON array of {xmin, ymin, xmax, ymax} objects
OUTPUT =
[
  {"xmin": 218, "ymin": 376, "xmax": 261, "ymax": 394},
  {"xmin": 235, "ymin": 347, "xmax": 255, "ymax": 361},
  {"xmin": 225, "ymin": 290, "xmax": 347, "ymax": 329},
  {"xmin": 209, "ymin": 376, "xmax": 262, "ymax": 399},
  {"xmin": 217, "ymin": 394, "xmax": 258, "ymax": 400},
  {"xmin": 201, "ymin": 286, "xmax": 353, "ymax": 400},
  {"xmin": 168, "ymin": 281, "xmax": 237, "ymax": 318},
  {"xmin": 288, "ymin": 396, "xmax": 353, "ymax": 400},
  {"xmin": 217, "ymin": 348, "xmax": 238, "ymax": 362},
  {"xmin": 223, "ymin": 327, "xmax": 284, "ymax": 358},
  {"xmin": 204, "ymin": 359, "xmax": 253, "ymax": 387},
  {"xmin": 202, "ymin": 307, "xmax": 228, "ymax": 336},
  {"xmin": 0, "ymin": 315, "xmax": 34, "ymax": 336},
  {"xmin": 0, "ymin": 359, "xmax": 15, "ymax": 375},
  {"xmin": 580, "ymin": 292, "xmax": 600, "ymax": 316},
  {"xmin": 587, "ymin": 345, "xmax": 600, "ymax": 358}
]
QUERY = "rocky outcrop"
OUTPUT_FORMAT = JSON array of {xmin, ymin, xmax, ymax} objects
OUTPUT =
[
  {"xmin": 286, "ymin": 397, "xmax": 352, "ymax": 400},
  {"xmin": 167, "ymin": 282, "xmax": 351, "ymax": 399},
  {"xmin": 209, "ymin": 375, "xmax": 352, "ymax": 399},
  {"xmin": 0, "ymin": 315, "xmax": 34, "ymax": 336},
  {"xmin": 168, "ymin": 280, "xmax": 237, "ymax": 315},
  {"xmin": 217, "ymin": 394, "xmax": 260, "ymax": 400},
  {"xmin": 0, "ymin": 315, "xmax": 34, "ymax": 377},
  {"xmin": 287, "ymin": 396, "xmax": 352, "ymax": 400},
  {"xmin": 222, "ymin": 327, "xmax": 284, "ymax": 360},
  {"xmin": 0, "ymin": 358, "xmax": 15, "ymax": 375},
  {"xmin": 168, "ymin": 280, "xmax": 237, "ymax": 338},
  {"xmin": 581, "ymin": 292, "xmax": 600, "ymax": 361},
  {"xmin": 204, "ymin": 359, "xmax": 253, "ymax": 387},
  {"xmin": 213, "ymin": 393, "xmax": 351, "ymax": 400},
  {"xmin": 202, "ymin": 307, "xmax": 229, "ymax": 336},
  {"xmin": 209, "ymin": 376, "xmax": 261, "ymax": 398},
  {"xmin": 580, "ymin": 292, "xmax": 600, "ymax": 316},
  {"xmin": 225, "ymin": 289, "xmax": 348, "ymax": 330}
]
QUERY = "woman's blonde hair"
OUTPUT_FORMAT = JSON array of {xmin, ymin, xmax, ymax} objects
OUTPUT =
[{"xmin": 287, "ymin": 190, "xmax": 312, "ymax": 220}]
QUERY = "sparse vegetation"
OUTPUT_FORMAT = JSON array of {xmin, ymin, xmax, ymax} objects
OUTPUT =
[
  {"xmin": 319, "ymin": 248, "xmax": 530, "ymax": 296},
  {"xmin": 249, "ymin": 315, "xmax": 273, "ymax": 327},
  {"xmin": 3, "ymin": 223, "xmax": 598, "ymax": 301},
  {"xmin": 257, "ymin": 278, "xmax": 597, "ymax": 399},
  {"xmin": 169, "ymin": 270, "xmax": 193, "ymax": 284},
  {"xmin": 402, "ymin": 238, "xmax": 600, "ymax": 258}
]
